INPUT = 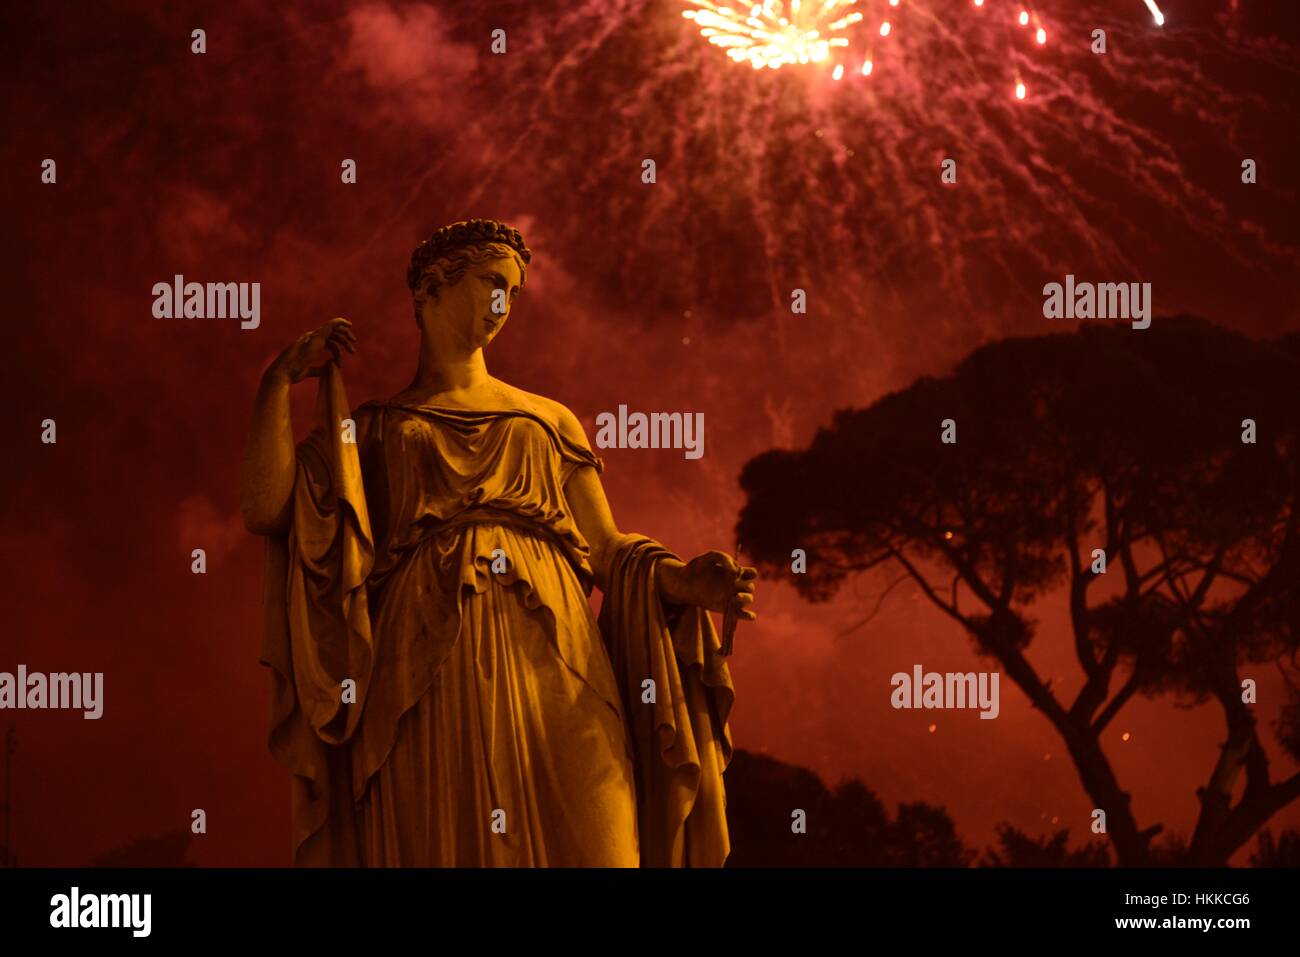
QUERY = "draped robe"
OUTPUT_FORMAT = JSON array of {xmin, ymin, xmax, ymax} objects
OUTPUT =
[{"xmin": 258, "ymin": 365, "xmax": 735, "ymax": 866}]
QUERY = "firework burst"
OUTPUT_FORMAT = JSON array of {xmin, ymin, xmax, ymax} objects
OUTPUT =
[
  {"xmin": 449, "ymin": 0, "xmax": 1294, "ymax": 337},
  {"xmin": 683, "ymin": 1, "xmax": 1167, "ymax": 98},
  {"xmin": 682, "ymin": 0, "xmax": 1058, "ymax": 98},
  {"xmin": 681, "ymin": 0, "xmax": 864, "ymax": 70}
]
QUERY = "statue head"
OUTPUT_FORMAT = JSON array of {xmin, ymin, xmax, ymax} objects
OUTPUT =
[{"xmin": 406, "ymin": 219, "xmax": 532, "ymax": 351}]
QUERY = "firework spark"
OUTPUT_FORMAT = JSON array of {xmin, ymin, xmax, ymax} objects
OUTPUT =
[
  {"xmin": 683, "ymin": 2, "xmax": 1170, "ymax": 97},
  {"xmin": 681, "ymin": 0, "xmax": 864, "ymax": 70},
  {"xmin": 684, "ymin": 0, "xmax": 1058, "ymax": 97}
]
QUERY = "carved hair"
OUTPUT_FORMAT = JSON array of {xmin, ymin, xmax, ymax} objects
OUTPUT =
[{"xmin": 406, "ymin": 219, "xmax": 532, "ymax": 325}]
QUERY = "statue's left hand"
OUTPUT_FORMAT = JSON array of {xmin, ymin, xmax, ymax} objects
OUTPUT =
[{"xmin": 661, "ymin": 551, "xmax": 757, "ymax": 619}]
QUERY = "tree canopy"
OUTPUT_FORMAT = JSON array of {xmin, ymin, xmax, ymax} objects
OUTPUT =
[{"xmin": 737, "ymin": 316, "xmax": 1300, "ymax": 865}]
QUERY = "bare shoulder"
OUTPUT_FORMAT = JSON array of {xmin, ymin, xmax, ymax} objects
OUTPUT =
[{"xmin": 495, "ymin": 380, "xmax": 592, "ymax": 450}]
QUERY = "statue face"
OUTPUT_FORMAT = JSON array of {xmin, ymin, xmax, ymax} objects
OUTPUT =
[{"xmin": 421, "ymin": 253, "xmax": 523, "ymax": 351}]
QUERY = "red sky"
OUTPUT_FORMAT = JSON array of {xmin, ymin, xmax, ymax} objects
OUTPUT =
[{"xmin": 2, "ymin": 0, "xmax": 1299, "ymax": 865}]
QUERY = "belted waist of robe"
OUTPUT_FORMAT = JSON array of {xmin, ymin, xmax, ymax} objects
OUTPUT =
[
  {"xmin": 370, "ymin": 505, "xmax": 595, "ymax": 593},
  {"xmin": 421, "ymin": 504, "xmax": 595, "ymax": 579},
  {"xmin": 427, "ymin": 505, "xmax": 568, "ymax": 543}
]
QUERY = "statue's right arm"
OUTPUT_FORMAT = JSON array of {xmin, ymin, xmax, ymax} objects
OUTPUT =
[
  {"xmin": 240, "ymin": 366, "xmax": 297, "ymax": 536},
  {"xmin": 240, "ymin": 319, "xmax": 357, "ymax": 536}
]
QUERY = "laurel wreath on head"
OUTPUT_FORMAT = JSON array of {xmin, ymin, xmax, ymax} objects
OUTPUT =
[{"xmin": 406, "ymin": 218, "xmax": 532, "ymax": 292}]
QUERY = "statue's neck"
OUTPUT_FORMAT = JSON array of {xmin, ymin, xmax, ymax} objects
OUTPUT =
[{"xmin": 409, "ymin": 347, "xmax": 490, "ymax": 394}]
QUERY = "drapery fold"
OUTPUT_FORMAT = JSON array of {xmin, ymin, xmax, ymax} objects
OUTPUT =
[
  {"xmin": 258, "ymin": 364, "xmax": 734, "ymax": 866},
  {"xmin": 261, "ymin": 364, "xmax": 374, "ymax": 866},
  {"xmin": 597, "ymin": 536, "xmax": 735, "ymax": 867}
]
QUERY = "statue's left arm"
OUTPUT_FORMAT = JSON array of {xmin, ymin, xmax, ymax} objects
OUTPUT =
[
  {"xmin": 553, "ymin": 405, "xmax": 758, "ymax": 620},
  {"xmin": 554, "ymin": 402, "xmax": 752, "ymax": 867}
]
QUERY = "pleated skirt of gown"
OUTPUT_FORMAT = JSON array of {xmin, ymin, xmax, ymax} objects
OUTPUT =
[{"xmin": 355, "ymin": 524, "xmax": 641, "ymax": 866}]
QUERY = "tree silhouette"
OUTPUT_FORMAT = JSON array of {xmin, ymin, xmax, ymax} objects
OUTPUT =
[
  {"xmin": 1248, "ymin": 827, "xmax": 1300, "ymax": 866},
  {"xmin": 980, "ymin": 824, "xmax": 1111, "ymax": 867},
  {"xmin": 724, "ymin": 748, "xmax": 973, "ymax": 866},
  {"xmin": 737, "ymin": 317, "xmax": 1300, "ymax": 866},
  {"xmin": 724, "ymin": 747, "xmax": 1295, "ymax": 866}
]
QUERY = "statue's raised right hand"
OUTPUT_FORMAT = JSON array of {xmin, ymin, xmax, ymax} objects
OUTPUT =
[{"xmin": 270, "ymin": 318, "xmax": 357, "ymax": 384}]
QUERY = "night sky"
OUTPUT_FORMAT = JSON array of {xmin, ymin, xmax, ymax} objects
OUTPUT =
[{"xmin": 3, "ymin": 0, "xmax": 1298, "ymax": 865}]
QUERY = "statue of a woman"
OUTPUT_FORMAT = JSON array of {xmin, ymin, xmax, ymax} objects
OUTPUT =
[{"xmin": 240, "ymin": 219, "xmax": 757, "ymax": 867}]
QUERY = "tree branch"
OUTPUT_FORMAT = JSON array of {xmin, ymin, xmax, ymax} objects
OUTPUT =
[{"xmin": 1092, "ymin": 668, "xmax": 1141, "ymax": 734}]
